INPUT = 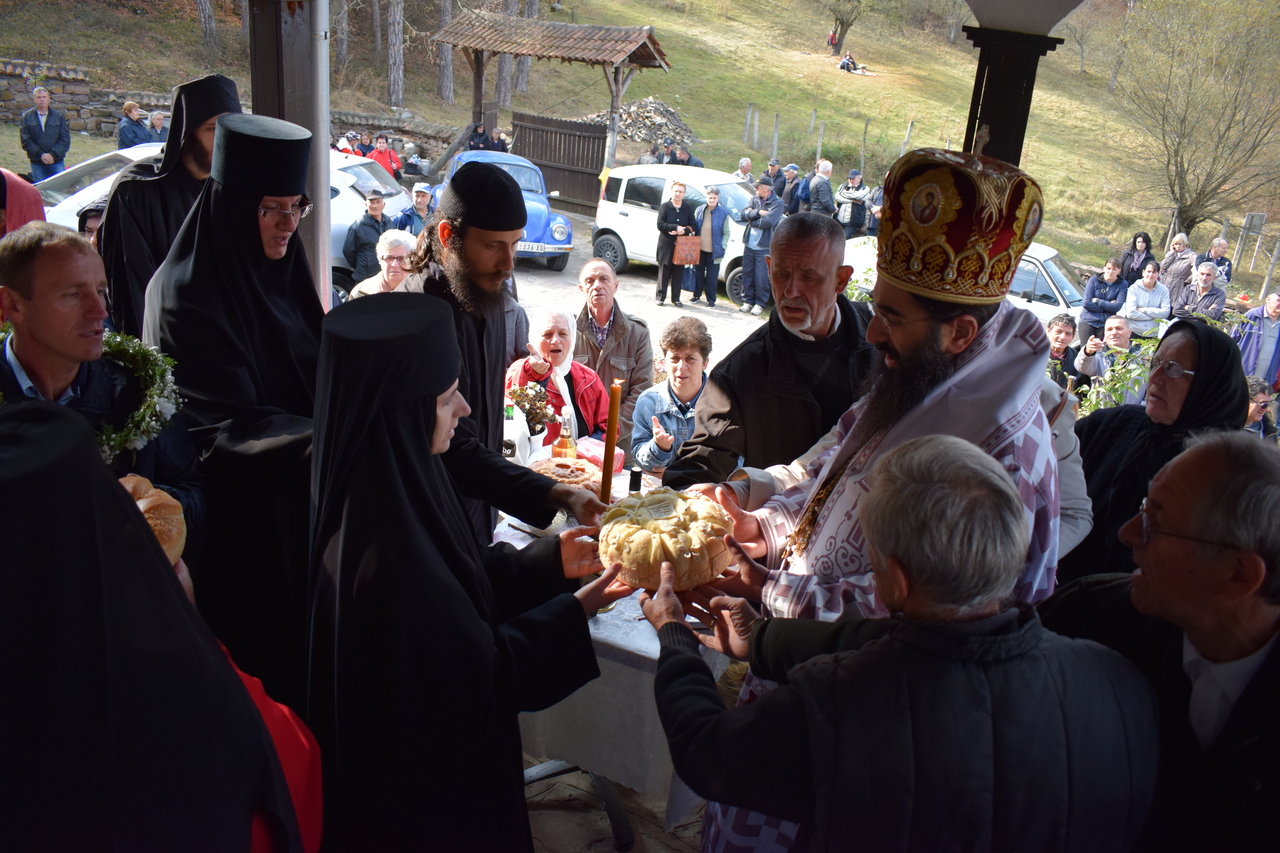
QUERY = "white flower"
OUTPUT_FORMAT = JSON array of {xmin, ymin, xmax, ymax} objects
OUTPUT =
[
  {"xmin": 157, "ymin": 400, "xmax": 176, "ymax": 419},
  {"xmin": 127, "ymin": 437, "xmax": 147, "ymax": 451}
]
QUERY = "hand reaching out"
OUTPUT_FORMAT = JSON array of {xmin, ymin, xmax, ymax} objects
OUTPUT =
[
  {"xmin": 703, "ymin": 535, "xmax": 768, "ymax": 602},
  {"xmin": 525, "ymin": 343, "xmax": 551, "ymax": 376},
  {"xmin": 715, "ymin": 488, "xmax": 765, "ymax": 559},
  {"xmin": 558, "ymin": 526, "xmax": 604, "ymax": 579},
  {"xmin": 681, "ymin": 587, "xmax": 761, "ymax": 661},
  {"xmin": 651, "ymin": 416, "xmax": 675, "ymax": 452},
  {"xmin": 575, "ymin": 563, "xmax": 633, "ymax": 616},
  {"xmin": 637, "ymin": 562, "xmax": 685, "ymax": 629}
]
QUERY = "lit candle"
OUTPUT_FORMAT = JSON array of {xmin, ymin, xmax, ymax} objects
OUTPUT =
[{"xmin": 599, "ymin": 379, "xmax": 623, "ymax": 502}]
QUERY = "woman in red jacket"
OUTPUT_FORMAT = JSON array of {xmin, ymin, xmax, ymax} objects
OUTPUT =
[{"xmin": 505, "ymin": 307, "xmax": 609, "ymax": 447}]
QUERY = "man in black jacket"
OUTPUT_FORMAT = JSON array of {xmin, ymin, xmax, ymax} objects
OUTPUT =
[
  {"xmin": 342, "ymin": 189, "xmax": 393, "ymax": 282},
  {"xmin": 19, "ymin": 87, "xmax": 70, "ymax": 181},
  {"xmin": 0, "ymin": 223, "xmax": 201, "ymax": 530},
  {"xmin": 1040, "ymin": 429, "xmax": 1280, "ymax": 853},
  {"xmin": 642, "ymin": 434, "xmax": 1159, "ymax": 853},
  {"xmin": 662, "ymin": 213, "xmax": 877, "ymax": 487}
]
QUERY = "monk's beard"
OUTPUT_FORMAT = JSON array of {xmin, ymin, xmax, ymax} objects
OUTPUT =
[
  {"xmin": 851, "ymin": 325, "xmax": 958, "ymax": 447},
  {"xmin": 442, "ymin": 244, "xmax": 506, "ymax": 315}
]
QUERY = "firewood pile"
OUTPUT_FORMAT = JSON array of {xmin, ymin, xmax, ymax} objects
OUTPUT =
[{"xmin": 580, "ymin": 96, "xmax": 698, "ymax": 145}]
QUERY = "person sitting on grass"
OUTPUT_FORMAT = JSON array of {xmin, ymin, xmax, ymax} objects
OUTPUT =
[{"xmin": 632, "ymin": 317, "xmax": 712, "ymax": 477}]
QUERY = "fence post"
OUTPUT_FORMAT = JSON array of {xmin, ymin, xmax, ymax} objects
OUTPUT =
[
  {"xmin": 809, "ymin": 109, "xmax": 817, "ymax": 134},
  {"xmin": 1252, "ymin": 229, "xmax": 1265, "ymax": 272},
  {"xmin": 743, "ymin": 103, "xmax": 753, "ymax": 146},
  {"xmin": 1263, "ymin": 234, "xmax": 1280, "ymax": 300},
  {"xmin": 899, "ymin": 119, "xmax": 914, "ymax": 157},
  {"xmin": 861, "ymin": 116, "xmax": 871, "ymax": 174},
  {"xmin": 816, "ymin": 121, "xmax": 825, "ymax": 162},
  {"xmin": 771, "ymin": 113, "xmax": 780, "ymax": 160},
  {"xmin": 1220, "ymin": 219, "xmax": 1230, "ymax": 241},
  {"xmin": 753, "ymin": 110, "xmax": 759, "ymax": 151}
]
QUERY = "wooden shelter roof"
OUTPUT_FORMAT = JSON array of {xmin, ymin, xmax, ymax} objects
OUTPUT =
[{"xmin": 432, "ymin": 10, "xmax": 669, "ymax": 71}]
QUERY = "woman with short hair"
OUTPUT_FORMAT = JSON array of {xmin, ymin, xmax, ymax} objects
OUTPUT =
[
  {"xmin": 349, "ymin": 229, "xmax": 422, "ymax": 297},
  {"xmin": 1160, "ymin": 232, "xmax": 1198, "ymax": 305},
  {"xmin": 117, "ymin": 100, "xmax": 151, "ymax": 149},
  {"xmin": 147, "ymin": 110, "xmax": 168, "ymax": 143}
]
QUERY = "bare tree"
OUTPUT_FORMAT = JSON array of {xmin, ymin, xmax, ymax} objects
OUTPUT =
[
  {"xmin": 825, "ymin": 0, "xmax": 864, "ymax": 56},
  {"xmin": 387, "ymin": 0, "xmax": 404, "ymax": 106},
  {"xmin": 939, "ymin": 0, "xmax": 971, "ymax": 44},
  {"xmin": 195, "ymin": 0, "xmax": 217, "ymax": 49},
  {"xmin": 334, "ymin": 0, "xmax": 350, "ymax": 71},
  {"xmin": 372, "ymin": 0, "xmax": 383, "ymax": 55},
  {"xmin": 515, "ymin": 0, "xmax": 538, "ymax": 93},
  {"xmin": 1058, "ymin": 0, "xmax": 1103, "ymax": 73},
  {"xmin": 437, "ymin": 0, "xmax": 454, "ymax": 105},
  {"xmin": 1117, "ymin": 0, "xmax": 1280, "ymax": 236},
  {"xmin": 1108, "ymin": 0, "xmax": 1137, "ymax": 93},
  {"xmin": 494, "ymin": 0, "xmax": 519, "ymax": 109},
  {"xmin": 240, "ymin": 0, "xmax": 250, "ymax": 42}
]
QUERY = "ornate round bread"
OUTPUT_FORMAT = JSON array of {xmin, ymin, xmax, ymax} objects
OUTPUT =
[
  {"xmin": 531, "ymin": 457, "xmax": 601, "ymax": 488},
  {"xmin": 119, "ymin": 474, "xmax": 187, "ymax": 565},
  {"xmin": 598, "ymin": 488, "xmax": 735, "ymax": 591}
]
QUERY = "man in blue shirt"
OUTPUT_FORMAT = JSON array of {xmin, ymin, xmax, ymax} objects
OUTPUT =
[{"xmin": 393, "ymin": 182, "xmax": 432, "ymax": 235}]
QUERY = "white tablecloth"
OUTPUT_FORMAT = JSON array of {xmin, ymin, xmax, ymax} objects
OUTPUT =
[{"xmin": 499, "ymin": 518, "xmax": 728, "ymax": 831}]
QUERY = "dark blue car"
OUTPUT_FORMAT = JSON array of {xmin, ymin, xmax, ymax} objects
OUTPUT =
[{"xmin": 432, "ymin": 150, "xmax": 574, "ymax": 271}]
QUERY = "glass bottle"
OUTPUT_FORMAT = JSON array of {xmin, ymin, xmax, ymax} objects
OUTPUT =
[{"xmin": 551, "ymin": 408, "xmax": 577, "ymax": 458}]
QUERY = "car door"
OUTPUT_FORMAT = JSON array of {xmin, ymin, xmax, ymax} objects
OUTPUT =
[
  {"xmin": 616, "ymin": 175, "xmax": 664, "ymax": 264},
  {"xmin": 1006, "ymin": 258, "xmax": 1064, "ymax": 325}
]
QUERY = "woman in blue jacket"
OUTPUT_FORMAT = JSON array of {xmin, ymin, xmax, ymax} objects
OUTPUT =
[
  {"xmin": 116, "ymin": 101, "xmax": 151, "ymax": 149},
  {"xmin": 1079, "ymin": 257, "xmax": 1128, "ymax": 346},
  {"xmin": 690, "ymin": 186, "xmax": 732, "ymax": 306}
]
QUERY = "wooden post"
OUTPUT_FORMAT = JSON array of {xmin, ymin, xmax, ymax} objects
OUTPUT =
[
  {"xmin": 771, "ymin": 113, "xmax": 779, "ymax": 160},
  {"xmin": 603, "ymin": 64, "xmax": 636, "ymax": 170},
  {"xmin": 1262, "ymin": 234, "xmax": 1280, "ymax": 300},
  {"xmin": 809, "ymin": 108, "xmax": 817, "ymax": 134},
  {"xmin": 752, "ymin": 109, "xmax": 759, "ymax": 150},
  {"xmin": 743, "ymin": 103, "xmax": 753, "ymax": 145},
  {"xmin": 1220, "ymin": 219, "xmax": 1230, "ymax": 240},
  {"xmin": 816, "ymin": 121, "xmax": 825, "ymax": 162},
  {"xmin": 900, "ymin": 119, "xmax": 915, "ymax": 157},
  {"xmin": 1252, "ymin": 229, "xmax": 1265, "ymax": 273}
]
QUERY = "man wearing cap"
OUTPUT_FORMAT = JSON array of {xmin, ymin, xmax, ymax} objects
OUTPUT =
[
  {"xmin": 659, "ymin": 138, "xmax": 678, "ymax": 165},
  {"xmin": 762, "ymin": 159, "xmax": 786, "ymax": 196},
  {"xmin": 407, "ymin": 161, "xmax": 606, "ymax": 543},
  {"xmin": 732, "ymin": 158, "xmax": 754, "ymax": 184},
  {"xmin": 343, "ymin": 191, "xmax": 393, "ymax": 283},
  {"xmin": 835, "ymin": 169, "xmax": 871, "ymax": 239},
  {"xmin": 780, "ymin": 164, "xmax": 803, "ymax": 216},
  {"xmin": 144, "ymin": 113, "xmax": 324, "ymax": 712},
  {"xmin": 738, "ymin": 179, "xmax": 784, "ymax": 316},
  {"xmin": 698, "ymin": 149, "xmax": 1061, "ymax": 851},
  {"xmin": 99, "ymin": 74, "xmax": 241, "ymax": 337},
  {"xmin": 393, "ymin": 182, "xmax": 432, "ymax": 236}
]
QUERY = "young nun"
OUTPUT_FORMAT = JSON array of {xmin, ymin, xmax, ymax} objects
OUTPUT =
[{"xmin": 307, "ymin": 293, "xmax": 629, "ymax": 852}]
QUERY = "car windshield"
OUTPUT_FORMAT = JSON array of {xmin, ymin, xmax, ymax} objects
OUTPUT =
[
  {"xmin": 341, "ymin": 161, "xmax": 402, "ymax": 199},
  {"xmin": 709, "ymin": 182, "xmax": 756, "ymax": 221},
  {"xmin": 467, "ymin": 162, "xmax": 542, "ymax": 194},
  {"xmin": 1042, "ymin": 252, "xmax": 1084, "ymax": 307},
  {"xmin": 37, "ymin": 153, "xmax": 135, "ymax": 205}
]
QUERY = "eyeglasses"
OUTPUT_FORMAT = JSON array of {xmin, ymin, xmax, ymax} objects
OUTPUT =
[
  {"xmin": 871, "ymin": 309, "xmax": 934, "ymax": 331},
  {"xmin": 1149, "ymin": 358, "xmax": 1196, "ymax": 380},
  {"xmin": 258, "ymin": 204, "xmax": 313, "ymax": 223},
  {"xmin": 1136, "ymin": 498, "xmax": 1238, "ymax": 550},
  {"xmin": 380, "ymin": 255, "xmax": 410, "ymax": 266},
  {"xmin": 1254, "ymin": 399, "xmax": 1273, "ymax": 410}
]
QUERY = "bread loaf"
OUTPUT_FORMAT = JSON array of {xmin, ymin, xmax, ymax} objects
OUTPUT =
[
  {"xmin": 531, "ymin": 457, "xmax": 601, "ymax": 489},
  {"xmin": 598, "ymin": 488, "xmax": 734, "ymax": 591},
  {"xmin": 119, "ymin": 475, "xmax": 187, "ymax": 565}
]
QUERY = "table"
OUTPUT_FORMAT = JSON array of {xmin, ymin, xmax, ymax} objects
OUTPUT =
[{"xmin": 497, "ymin": 518, "xmax": 728, "ymax": 838}]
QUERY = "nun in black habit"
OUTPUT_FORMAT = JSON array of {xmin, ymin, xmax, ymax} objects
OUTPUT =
[
  {"xmin": 144, "ymin": 113, "xmax": 323, "ymax": 712},
  {"xmin": 307, "ymin": 293, "xmax": 627, "ymax": 852},
  {"xmin": 99, "ymin": 73, "xmax": 241, "ymax": 336},
  {"xmin": 0, "ymin": 402, "xmax": 302, "ymax": 853}
]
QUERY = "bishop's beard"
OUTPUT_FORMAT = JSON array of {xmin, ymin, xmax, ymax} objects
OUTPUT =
[{"xmin": 851, "ymin": 325, "xmax": 959, "ymax": 447}]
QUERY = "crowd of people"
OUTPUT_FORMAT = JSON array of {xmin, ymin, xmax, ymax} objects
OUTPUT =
[{"xmin": 2, "ymin": 71, "xmax": 1279, "ymax": 853}]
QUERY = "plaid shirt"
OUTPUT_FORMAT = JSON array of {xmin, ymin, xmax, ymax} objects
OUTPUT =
[{"xmin": 587, "ymin": 305, "xmax": 615, "ymax": 349}]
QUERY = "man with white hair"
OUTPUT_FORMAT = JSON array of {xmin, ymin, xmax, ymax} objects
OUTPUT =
[
  {"xmin": 642, "ymin": 435, "xmax": 1158, "ymax": 853},
  {"xmin": 807, "ymin": 159, "xmax": 836, "ymax": 217},
  {"xmin": 1172, "ymin": 261, "xmax": 1227, "ymax": 321},
  {"xmin": 1196, "ymin": 236, "xmax": 1233, "ymax": 283},
  {"xmin": 732, "ymin": 157, "xmax": 754, "ymax": 184},
  {"xmin": 1232, "ymin": 291, "xmax": 1280, "ymax": 381},
  {"xmin": 664, "ymin": 213, "xmax": 877, "ymax": 488}
]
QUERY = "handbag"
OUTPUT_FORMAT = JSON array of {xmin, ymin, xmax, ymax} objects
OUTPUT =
[{"xmin": 673, "ymin": 235, "xmax": 701, "ymax": 266}]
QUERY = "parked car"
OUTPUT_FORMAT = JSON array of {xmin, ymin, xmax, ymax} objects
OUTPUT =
[
  {"xmin": 431, "ymin": 150, "xmax": 574, "ymax": 271},
  {"xmin": 843, "ymin": 235, "xmax": 1084, "ymax": 327},
  {"xmin": 590, "ymin": 164, "xmax": 757, "ymax": 303},
  {"xmin": 40, "ymin": 147, "xmax": 411, "ymax": 294}
]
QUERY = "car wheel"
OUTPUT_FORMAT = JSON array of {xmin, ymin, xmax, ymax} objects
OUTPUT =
[
  {"xmin": 725, "ymin": 267, "xmax": 744, "ymax": 306},
  {"xmin": 546, "ymin": 252, "xmax": 570, "ymax": 272},
  {"xmin": 592, "ymin": 233, "xmax": 628, "ymax": 274},
  {"xmin": 332, "ymin": 269, "xmax": 355, "ymax": 294}
]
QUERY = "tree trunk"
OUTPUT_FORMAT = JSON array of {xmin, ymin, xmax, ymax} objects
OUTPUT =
[
  {"xmin": 437, "ymin": 0, "xmax": 454, "ymax": 104},
  {"xmin": 494, "ymin": 0, "xmax": 519, "ymax": 109},
  {"xmin": 240, "ymin": 0, "xmax": 249, "ymax": 42},
  {"xmin": 372, "ymin": 0, "xmax": 383, "ymax": 56},
  {"xmin": 387, "ymin": 0, "xmax": 404, "ymax": 107},
  {"xmin": 195, "ymin": 0, "xmax": 217, "ymax": 49},
  {"xmin": 335, "ymin": 0, "xmax": 349, "ymax": 71},
  {"xmin": 515, "ymin": 0, "xmax": 538, "ymax": 93},
  {"xmin": 832, "ymin": 21, "xmax": 852, "ymax": 56}
]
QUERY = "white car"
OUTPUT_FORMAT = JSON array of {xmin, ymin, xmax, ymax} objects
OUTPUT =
[
  {"xmin": 39, "ymin": 146, "xmax": 410, "ymax": 292},
  {"xmin": 591, "ymin": 164, "xmax": 757, "ymax": 301},
  {"xmin": 844, "ymin": 235, "xmax": 1084, "ymax": 327}
]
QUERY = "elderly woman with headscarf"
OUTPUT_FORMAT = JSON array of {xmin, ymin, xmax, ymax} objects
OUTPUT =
[
  {"xmin": 308, "ymin": 293, "xmax": 626, "ymax": 852},
  {"xmin": 1058, "ymin": 319, "xmax": 1248, "ymax": 581},
  {"xmin": 349, "ymin": 229, "xmax": 422, "ymax": 297},
  {"xmin": 504, "ymin": 307, "xmax": 610, "ymax": 448},
  {"xmin": 143, "ymin": 113, "xmax": 323, "ymax": 713}
]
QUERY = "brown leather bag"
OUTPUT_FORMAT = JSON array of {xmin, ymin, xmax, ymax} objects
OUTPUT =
[{"xmin": 673, "ymin": 235, "xmax": 701, "ymax": 266}]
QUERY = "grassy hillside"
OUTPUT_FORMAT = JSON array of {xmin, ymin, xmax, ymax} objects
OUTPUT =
[{"xmin": 1, "ymin": 0, "xmax": 1264, "ymax": 292}]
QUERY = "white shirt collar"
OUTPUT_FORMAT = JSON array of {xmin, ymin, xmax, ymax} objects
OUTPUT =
[{"xmin": 1182, "ymin": 629, "xmax": 1279, "ymax": 748}]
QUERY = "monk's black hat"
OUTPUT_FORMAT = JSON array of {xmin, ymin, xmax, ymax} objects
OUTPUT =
[
  {"xmin": 211, "ymin": 113, "xmax": 312, "ymax": 197},
  {"xmin": 436, "ymin": 161, "xmax": 527, "ymax": 232}
]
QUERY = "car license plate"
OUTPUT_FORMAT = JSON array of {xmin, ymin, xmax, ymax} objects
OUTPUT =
[{"xmin": 517, "ymin": 241, "xmax": 545, "ymax": 253}]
